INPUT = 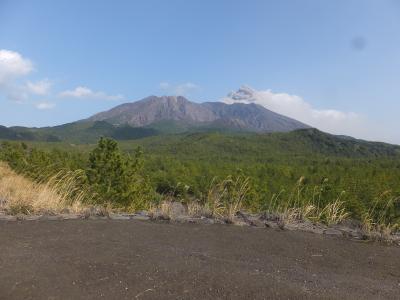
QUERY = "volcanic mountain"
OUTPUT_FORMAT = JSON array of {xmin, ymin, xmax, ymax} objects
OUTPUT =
[
  {"xmin": 1, "ymin": 90, "xmax": 400, "ymax": 158},
  {"xmin": 86, "ymin": 94, "xmax": 310, "ymax": 132}
]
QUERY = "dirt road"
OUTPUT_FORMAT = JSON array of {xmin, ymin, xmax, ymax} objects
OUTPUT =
[{"xmin": 0, "ymin": 220, "xmax": 399, "ymax": 299}]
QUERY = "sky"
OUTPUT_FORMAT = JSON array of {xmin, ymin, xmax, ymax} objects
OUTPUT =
[{"xmin": 0, "ymin": 0, "xmax": 400, "ymax": 144}]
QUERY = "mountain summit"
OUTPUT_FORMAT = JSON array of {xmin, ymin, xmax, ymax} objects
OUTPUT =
[
  {"xmin": 89, "ymin": 96, "xmax": 215, "ymax": 126},
  {"xmin": 87, "ymin": 93, "xmax": 310, "ymax": 132}
]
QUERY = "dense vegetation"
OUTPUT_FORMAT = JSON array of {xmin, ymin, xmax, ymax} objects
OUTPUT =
[{"xmin": 0, "ymin": 128, "xmax": 399, "ymax": 230}]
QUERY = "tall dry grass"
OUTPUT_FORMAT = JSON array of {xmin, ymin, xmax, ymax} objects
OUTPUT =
[
  {"xmin": 0, "ymin": 162, "xmax": 88, "ymax": 215},
  {"xmin": 206, "ymin": 175, "xmax": 250, "ymax": 222},
  {"xmin": 361, "ymin": 190, "xmax": 400, "ymax": 236},
  {"xmin": 267, "ymin": 178, "xmax": 349, "ymax": 225}
]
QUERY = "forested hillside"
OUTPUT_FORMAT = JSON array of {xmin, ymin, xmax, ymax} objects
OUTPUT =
[{"xmin": 1, "ymin": 129, "xmax": 399, "ymax": 229}]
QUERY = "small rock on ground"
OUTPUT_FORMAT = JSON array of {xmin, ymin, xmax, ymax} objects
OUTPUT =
[
  {"xmin": 324, "ymin": 229, "xmax": 343, "ymax": 236},
  {"xmin": 131, "ymin": 215, "xmax": 150, "ymax": 221},
  {"xmin": 0, "ymin": 214, "xmax": 16, "ymax": 221},
  {"xmin": 108, "ymin": 214, "xmax": 131, "ymax": 220},
  {"xmin": 169, "ymin": 202, "xmax": 187, "ymax": 220}
]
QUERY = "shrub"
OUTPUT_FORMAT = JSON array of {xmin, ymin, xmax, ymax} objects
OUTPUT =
[{"xmin": 86, "ymin": 137, "xmax": 154, "ymax": 209}]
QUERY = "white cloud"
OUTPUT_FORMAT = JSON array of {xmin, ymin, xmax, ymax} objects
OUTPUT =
[
  {"xmin": 175, "ymin": 82, "xmax": 198, "ymax": 95},
  {"xmin": 0, "ymin": 50, "xmax": 51, "ymax": 103},
  {"xmin": 0, "ymin": 49, "xmax": 34, "ymax": 102},
  {"xmin": 159, "ymin": 82, "xmax": 199, "ymax": 96},
  {"xmin": 35, "ymin": 101, "xmax": 55, "ymax": 110},
  {"xmin": 159, "ymin": 82, "xmax": 170, "ymax": 89},
  {"xmin": 0, "ymin": 50, "xmax": 129, "ymax": 119},
  {"xmin": 26, "ymin": 79, "xmax": 51, "ymax": 95},
  {"xmin": 222, "ymin": 85, "xmax": 378, "ymax": 140},
  {"xmin": 0, "ymin": 50, "xmax": 33, "ymax": 84},
  {"xmin": 59, "ymin": 86, "xmax": 124, "ymax": 101}
]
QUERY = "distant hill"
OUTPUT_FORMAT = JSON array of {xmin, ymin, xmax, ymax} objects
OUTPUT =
[
  {"xmin": 1, "ymin": 124, "xmax": 399, "ymax": 158},
  {"xmin": 0, "ymin": 122, "xmax": 158, "ymax": 143},
  {"xmin": 120, "ymin": 128, "xmax": 400, "ymax": 159}
]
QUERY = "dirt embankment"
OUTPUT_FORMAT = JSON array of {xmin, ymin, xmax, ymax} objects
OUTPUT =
[{"xmin": 0, "ymin": 219, "xmax": 399, "ymax": 299}]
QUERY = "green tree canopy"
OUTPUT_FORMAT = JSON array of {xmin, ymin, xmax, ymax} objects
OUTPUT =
[{"xmin": 86, "ymin": 137, "xmax": 153, "ymax": 209}]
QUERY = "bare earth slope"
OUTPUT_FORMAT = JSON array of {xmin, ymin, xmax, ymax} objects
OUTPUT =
[{"xmin": 0, "ymin": 220, "xmax": 399, "ymax": 299}]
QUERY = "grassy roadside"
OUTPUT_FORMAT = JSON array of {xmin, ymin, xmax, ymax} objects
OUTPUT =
[
  {"xmin": 0, "ymin": 160, "xmax": 398, "ymax": 244},
  {"xmin": 0, "ymin": 162, "xmax": 88, "ymax": 215}
]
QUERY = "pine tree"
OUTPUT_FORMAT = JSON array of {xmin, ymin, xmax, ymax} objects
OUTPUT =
[{"xmin": 86, "ymin": 137, "xmax": 153, "ymax": 209}]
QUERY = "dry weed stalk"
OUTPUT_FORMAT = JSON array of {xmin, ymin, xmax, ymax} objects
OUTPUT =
[
  {"xmin": 206, "ymin": 175, "xmax": 251, "ymax": 221},
  {"xmin": 267, "ymin": 177, "xmax": 349, "ymax": 226},
  {"xmin": 362, "ymin": 191, "xmax": 399, "ymax": 236}
]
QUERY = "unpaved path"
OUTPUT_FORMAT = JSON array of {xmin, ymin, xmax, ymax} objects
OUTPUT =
[{"xmin": 0, "ymin": 220, "xmax": 399, "ymax": 299}]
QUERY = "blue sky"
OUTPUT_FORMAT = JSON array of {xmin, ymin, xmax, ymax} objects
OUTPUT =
[{"xmin": 0, "ymin": 0, "xmax": 399, "ymax": 143}]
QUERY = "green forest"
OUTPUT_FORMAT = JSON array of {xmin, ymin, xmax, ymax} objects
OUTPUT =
[{"xmin": 1, "ymin": 128, "xmax": 399, "ymax": 230}]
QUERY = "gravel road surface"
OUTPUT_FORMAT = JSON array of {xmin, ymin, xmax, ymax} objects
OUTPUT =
[{"xmin": 0, "ymin": 220, "xmax": 399, "ymax": 299}]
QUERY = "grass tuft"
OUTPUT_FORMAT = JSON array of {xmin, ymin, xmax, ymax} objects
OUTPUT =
[
  {"xmin": 206, "ymin": 175, "xmax": 250, "ymax": 222},
  {"xmin": 0, "ymin": 162, "xmax": 88, "ymax": 215}
]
